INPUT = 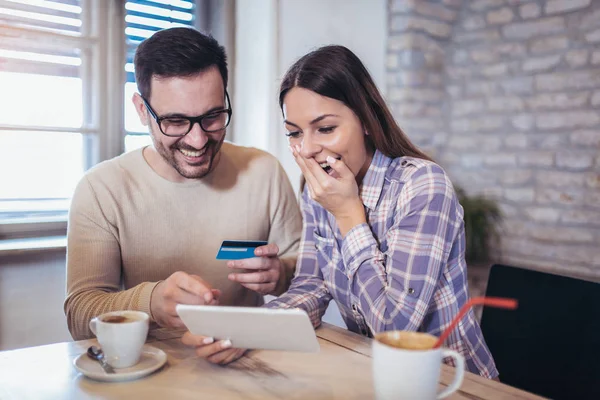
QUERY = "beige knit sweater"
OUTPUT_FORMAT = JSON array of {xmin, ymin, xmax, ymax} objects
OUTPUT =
[{"xmin": 64, "ymin": 142, "xmax": 302, "ymax": 340}]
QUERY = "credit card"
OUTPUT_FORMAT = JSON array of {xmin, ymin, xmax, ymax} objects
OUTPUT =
[{"xmin": 216, "ymin": 240, "xmax": 268, "ymax": 260}]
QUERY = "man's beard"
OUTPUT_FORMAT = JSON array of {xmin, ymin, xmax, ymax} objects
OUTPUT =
[{"xmin": 151, "ymin": 129, "xmax": 225, "ymax": 180}]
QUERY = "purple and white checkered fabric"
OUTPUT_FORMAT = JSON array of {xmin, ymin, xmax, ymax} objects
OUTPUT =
[{"xmin": 266, "ymin": 150, "xmax": 498, "ymax": 378}]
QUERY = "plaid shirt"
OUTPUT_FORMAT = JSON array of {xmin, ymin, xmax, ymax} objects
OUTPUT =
[{"xmin": 266, "ymin": 150, "xmax": 498, "ymax": 378}]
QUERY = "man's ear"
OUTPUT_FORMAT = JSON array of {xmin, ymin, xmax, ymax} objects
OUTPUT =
[{"xmin": 132, "ymin": 93, "xmax": 149, "ymax": 127}]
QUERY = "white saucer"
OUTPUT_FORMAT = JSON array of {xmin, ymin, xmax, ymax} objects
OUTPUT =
[{"xmin": 73, "ymin": 344, "xmax": 167, "ymax": 382}]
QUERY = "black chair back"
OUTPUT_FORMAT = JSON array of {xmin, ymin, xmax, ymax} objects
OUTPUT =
[{"xmin": 481, "ymin": 264, "xmax": 600, "ymax": 400}]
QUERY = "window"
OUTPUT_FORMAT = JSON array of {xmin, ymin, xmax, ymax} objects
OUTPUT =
[
  {"xmin": 0, "ymin": 0, "xmax": 85, "ymax": 226},
  {"xmin": 124, "ymin": 0, "xmax": 196, "ymax": 152},
  {"xmin": 0, "ymin": 0, "xmax": 198, "ymax": 241}
]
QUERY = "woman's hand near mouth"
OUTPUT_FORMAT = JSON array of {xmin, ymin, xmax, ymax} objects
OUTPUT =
[{"xmin": 290, "ymin": 145, "xmax": 366, "ymax": 237}]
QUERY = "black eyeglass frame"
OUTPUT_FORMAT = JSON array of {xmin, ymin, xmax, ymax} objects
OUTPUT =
[{"xmin": 142, "ymin": 91, "xmax": 232, "ymax": 137}]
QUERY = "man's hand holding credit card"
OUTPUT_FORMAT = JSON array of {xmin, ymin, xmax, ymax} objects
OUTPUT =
[
  {"xmin": 216, "ymin": 240, "xmax": 268, "ymax": 260},
  {"xmin": 217, "ymin": 240, "xmax": 283, "ymax": 296}
]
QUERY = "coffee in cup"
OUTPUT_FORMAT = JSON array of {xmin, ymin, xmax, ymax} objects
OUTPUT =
[
  {"xmin": 372, "ymin": 331, "xmax": 465, "ymax": 400},
  {"xmin": 89, "ymin": 311, "xmax": 149, "ymax": 369},
  {"xmin": 101, "ymin": 315, "xmax": 136, "ymax": 324}
]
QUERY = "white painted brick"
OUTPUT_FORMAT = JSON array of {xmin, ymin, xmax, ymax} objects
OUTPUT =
[
  {"xmin": 391, "ymin": 0, "xmax": 458, "ymax": 22},
  {"xmin": 442, "ymin": 0, "xmax": 463, "ymax": 8},
  {"xmin": 536, "ymin": 171, "xmax": 586, "ymax": 187},
  {"xmin": 501, "ymin": 77, "xmax": 534, "ymax": 93},
  {"xmin": 424, "ymin": 52, "xmax": 444, "ymax": 68},
  {"xmin": 395, "ymin": 103, "xmax": 442, "ymax": 118},
  {"xmin": 584, "ymin": 191, "xmax": 600, "ymax": 209},
  {"xmin": 451, "ymin": 116, "xmax": 505, "ymax": 132},
  {"xmin": 403, "ymin": 118, "xmax": 444, "ymax": 131},
  {"xmin": 447, "ymin": 66, "xmax": 471, "ymax": 79},
  {"xmin": 499, "ymin": 169, "xmax": 533, "ymax": 184},
  {"xmin": 487, "ymin": 7, "xmax": 514, "ymax": 25},
  {"xmin": 452, "ymin": 99, "xmax": 486, "ymax": 116},
  {"xmin": 535, "ymin": 70, "xmax": 600, "ymax": 91},
  {"xmin": 525, "ymin": 91, "xmax": 590, "ymax": 110},
  {"xmin": 387, "ymin": 54, "xmax": 399, "ymax": 69},
  {"xmin": 535, "ymin": 133, "xmax": 568, "ymax": 149},
  {"xmin": 522, "ymin": 55, "xmax": 561, "ymax": 72},
  {"xmin": 592, "ymin": 51, "xmax": 600, "ymax": 65},
  {"xmin": 524, "ymin": 207, "xmax": 561, "ymax": 223},
  {"xmin": 565, "ymin": 50, "xmax": 589, "ymax": 67},
  {"xmin": 502, "ymin": 17, "xmax": 565, "ymax": 39},
  {"xmin": 389, "ymin": 88, "xmax": 445, "ymax": 102},
  {"xmin": 479, "ymin": 136, "xmax": 503, "ymax": 150},
  {"xmin": 482, "ymin": 63, "xmax": 509, "ymax": 77},
  {"xmin": 454, "ymin": 29, "xmax": 502, "ymax": 43},
  {"xmin": 470, "ymin": 0, "xmax": 507, "ymax": 11},
  {"xmin": 504, "ymin": 133, "xmax": 528, "ymax": 148},
  {"xmin": 585, "ymin": 173, "xmax": 600, "ymax": 189},
  {"xmin": 446, "ymin": 85, "xmax": 462, "ymax": 98},
  {"xmin": 536, "ymin": 111, "xmax": 600, "ymax": 130},
  {"xmin": 406, "ymin": 33, "xmax": 445, "ymax": 53},
  {"xmin": 592, "ymin": 91, "xmax": 600, "ymax": 106},
  {"xmin": 492, "ymin": 42, "xmax": 528, "ymax": 57},
  {"xmin": 561, "ymin": 209, "xmax": 600, "ymax": 226},
  {"xmin": 429, "ymin": 73, "xmax": 444, "ymax": 86},
  {"xmin": 571, "ymin": 130, "xmax": 600, "ymax": 147},
  {"xmin": 398, "ymin": 71, "xmax": 428, "ymax": 86},
  {"xmin": 497, "ymin": 202, "xmax": 519, "ymax": 218},
  {"xmin": 447, "ymin": 136, "xmax": 478, "ymax": 150},
  {"xmin": 530, "ymin": 35, "xmax": 569, "ymax": 54},
  {"xmin": 484, "ymin": 153, "xmax": 518, "ymax": 167},
  {"xmin": 489, "ymin": 96, "xmax": 525, "ymax": 112},
  {"xmin": 586, "ymin": 29, "xmax": 600, "ymax": 43},
  {"xmin": 387, "ymin": 74, "xmax": 400, "ymax": 86},
  {"xmin": 580, "ymin": 8, "xmax": 600, "ymax": 29},
  {"xmin": 470, "ymin": 49, "xmax": 498, "ymax": 64},
  {"xmin": 460, "ymin": 154, "xmax": 484, "ymax": 167},
  {"xmin": 545, "ymin": 0, "xmax": 592, "ymax": 15},
  {"xmin": 504, "ymin": 187, "xmax": 535, "ymax": 202},
  {"xmin": 462, "ymin": 15, "xmax": 486, "ymax": 30},
  {"xmin": 466, "ymin": 81, "xmax": 498, "ymax": 96},
  {"xmin": 518, "ymin": 152, "xmax": 555, "ymax": 167},
  {"xmin": 511, "ymin": 114, "xmax": 535, "ymax": 130},
  {"xmin": 453, "ymin": 49, "xmax": 469, "ymax": 64},
  {"xmin": 519, "ymin": 3, "xmax": 541, "ymax": 19},
  {"xmin": 391, "ymin": 15, "xmax": 452, "ymax": 38},
  {"xmin": 556, "ymin": 152, "xmax": 595, "ymax": 171},
  {"xmin": 536, "ymin": 187, "xmax": 585, "ymax": 205},
  {"xmin": 528, "ymin": 225, "xmax": 595, "ymax": 243}
]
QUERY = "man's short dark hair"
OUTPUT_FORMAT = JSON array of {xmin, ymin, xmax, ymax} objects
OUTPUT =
[{"xmin": 134, "ymin": 27, "xmax": 228, "ymax": 99}]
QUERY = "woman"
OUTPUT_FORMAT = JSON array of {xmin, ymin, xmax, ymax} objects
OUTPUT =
[{"xmin": 184, "ymin": 45, "xmax": 498, "ymax": 379}]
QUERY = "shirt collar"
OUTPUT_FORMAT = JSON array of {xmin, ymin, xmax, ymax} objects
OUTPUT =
[{"xmin": 359, "ymin": 149, "xmax": 392, "ymax": 211}]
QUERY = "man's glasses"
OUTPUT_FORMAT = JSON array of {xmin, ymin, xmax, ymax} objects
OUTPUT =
[{"xmin": 142, "ymin": 91, "xmax": 232, "ymax": 137}]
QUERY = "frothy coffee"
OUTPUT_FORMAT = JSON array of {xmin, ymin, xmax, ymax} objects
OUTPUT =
[
  {"xmin": 101, "ymin": 315, "xmax": 138, "ymax": 324},
  {"xmin": 376, "ymin": 331, "xmax": 437, "ymax": 351}
]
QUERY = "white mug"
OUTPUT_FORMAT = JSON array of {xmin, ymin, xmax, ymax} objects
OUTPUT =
[
  {"xmin": 372, "ymin": 331, "xmax": 465, "ymax": 400},
  {"xmin": 89, "ymin": 310, "xmax": 150, "ymax": 369}
]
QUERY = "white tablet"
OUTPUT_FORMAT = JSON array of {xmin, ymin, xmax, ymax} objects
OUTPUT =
[{"xmin": 176, "ymin": 305, "xmax": 320, "ymax": 353}]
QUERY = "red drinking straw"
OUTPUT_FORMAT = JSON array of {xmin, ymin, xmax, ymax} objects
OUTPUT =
[{"xmin": 433, "ymin": 296, "xmax": 518, "ymax": 349}]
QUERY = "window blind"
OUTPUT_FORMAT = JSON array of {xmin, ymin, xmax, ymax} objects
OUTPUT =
[
  {"xmin": 125, "ymin": 0, "xmax": 196, "ymax": 83},
  {"xmin": 0, "ymin": 0, "xmax": 82, "ymax": 77}
]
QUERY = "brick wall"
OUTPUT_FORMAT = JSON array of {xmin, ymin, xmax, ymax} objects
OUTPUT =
[{"xmin": 387, "ymin": 0, "xmax": 600, "ymax": 280}]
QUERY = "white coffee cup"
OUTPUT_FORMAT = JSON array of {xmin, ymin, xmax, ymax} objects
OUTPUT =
[
  {"xmin": 372, "ymin": 331, "xmax": 465, "ymax": 400},
  {"xmin": 89, "ymin": 310, "xmax": 150, "ymax": 369}
]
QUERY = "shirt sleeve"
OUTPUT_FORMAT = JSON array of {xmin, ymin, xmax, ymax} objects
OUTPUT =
[
  {"xmin": 264, "ymin": 187, "xmax": 333, "ymax": 328},
  {"xmin": 341, "ymin": 164, "xmax": 461, "ymax": 334},
  {"xmin": 63, "ymin": 176, "xmax": 159, "ymax": 340}
]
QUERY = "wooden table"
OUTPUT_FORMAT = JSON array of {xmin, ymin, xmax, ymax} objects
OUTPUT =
[{"xmin": 0, "ymin": 323, "xmax": 544, "ymax": 399}]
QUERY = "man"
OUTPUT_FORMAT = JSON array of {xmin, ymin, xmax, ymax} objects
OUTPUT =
[{"xmin": 64, "ymin": 28, "xmax": 302, "ymax": 355}]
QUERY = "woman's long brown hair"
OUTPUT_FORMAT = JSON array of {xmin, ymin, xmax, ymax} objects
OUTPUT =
[{"xmin": 279, "ymin": 45, "xmax": 432, "ymax": 176}]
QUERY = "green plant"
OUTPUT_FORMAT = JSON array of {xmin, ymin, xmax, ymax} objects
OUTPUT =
[{"xmin": 455, "ymin": 186, "xmax": 502, "ymax": 264}]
